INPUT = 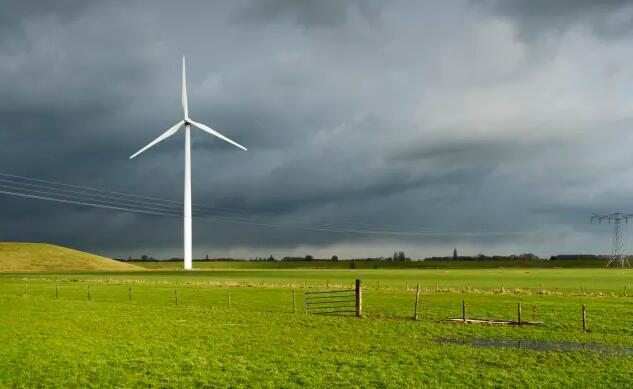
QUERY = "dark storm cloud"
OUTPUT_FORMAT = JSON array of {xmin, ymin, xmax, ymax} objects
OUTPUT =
[
  {"xmin": 480, "ymin": 0, "xmax": 633, "ymax": 38},
  {"xmin": 234, "ymin": 0, "xmax": 381, "ymax": 28},
  {"xmin": 0, "ymin": 0, "xmax": 631, "ymax": 259}
]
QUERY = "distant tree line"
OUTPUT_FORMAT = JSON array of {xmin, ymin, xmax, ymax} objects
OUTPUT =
[
  {"xmin": 549, "ymin": 254, "xmax": 610, "ymax": 261},
  {"xmin": 424, "ymin": 253, "xmax": 541, "ymax": 262},
  {"xmin": 119, "ymin": 251, "xmax": 615, "ymax": 263}
]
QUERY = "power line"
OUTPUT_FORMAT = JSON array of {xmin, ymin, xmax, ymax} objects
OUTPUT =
[
  {"xmin": 0, "ymin": 171, "xmax": 543, "ymax": 238},
  {"xmin": 0, "ymin": 179, "xmax": 185, "ymax": 213},
  {"xmin": 0, "ymin": 172, "xmax": 244, "ymax": 214},
  {"xmin": 0, "ymin": 189, "xmax": 181, "ymax": 218},
  {"xmin": 0, "ymin": 183, "xmax": 187, "ymax": 216},
  {"xmin": 0, "ymin": 171, "xmax": 517, "ymax": 234}
]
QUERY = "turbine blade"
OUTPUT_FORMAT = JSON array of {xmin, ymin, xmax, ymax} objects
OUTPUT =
[
  {"xmin": 182, "ymin": 56, "xmax": 188, "ymax": 118},
  {"xmin": 189, "ymin": 120, "xmax": 248, "ymax": 151},
  {"xmin": 129, "ymin": 121, "xmax": 184, "ymax": 159}
]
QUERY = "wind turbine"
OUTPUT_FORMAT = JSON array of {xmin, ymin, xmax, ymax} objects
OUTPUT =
[{"xmin": 130, "ymin": 57, "xmax": 247, "ymax": 270}]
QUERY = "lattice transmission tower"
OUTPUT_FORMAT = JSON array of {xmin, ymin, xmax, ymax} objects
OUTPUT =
[{"xmin": 591, "ymin": 213, "xmax": 633, "ymax": 268}]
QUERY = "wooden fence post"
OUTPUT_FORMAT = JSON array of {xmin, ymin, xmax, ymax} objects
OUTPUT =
[
  {"xmin": 55, "ymin": 282, "xmax": 58, "ymax": 299},
  {"xmin": 88, "ymin": 285, "xmax": 91, "ymax": 302},
  {"xmin": 625, "ymin": 285, "xmax": 628, "ymax": 297},
  {"xmin": 24, "ymin": 281, "xmax": 28, "ymax": 297},
  {"xmin": 355, "ymin": 279, "xmax": 362, "ymax": 317},
  {"xmin": 175, "ymin": 289, "xmax": 178, "ymax": 306},
  {"xmin": 292, "ymin": 290, "xmax": 296, "ymax": 314},
  {"xmin": 539, "ymin": 283, "xmax": 542, "ymax": 294},
  {"xmin": 462, "ymin": 300, "xmax": 466, "ymax": 322},
  {"xmin": 517, "ymin": 302, "xmax": 521, "ymax": 325},
  {"xmin": 228, "ymin": 290, "xmax": 232, "ymax": 309},
  {"xmin": 582, "ymin": 304, "xmax": 587, "ymax": 332},
  {"xmin": 128, "ymin": 286, "xmax": 132, "ymax": 301},
  {"xmin": 414, "ymin": 283, "xmax": 420, "ymax": 321},
  {"xmin": 532, "ymin": 305, "xmax": 538, "ymax": 321}
]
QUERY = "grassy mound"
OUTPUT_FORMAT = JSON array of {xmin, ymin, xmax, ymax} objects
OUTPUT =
[{"xmin": 0, "ymin": 242, "xmax": 140, "ymax": 272}]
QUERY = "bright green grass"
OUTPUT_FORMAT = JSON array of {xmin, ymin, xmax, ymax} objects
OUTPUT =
[
  {"xmin": 13, "ymin": 268, "xmax": 633, "ymax": 294},
  {"xmin": 1, "ymin": 269, "xmax": 633, "ymax": 387}
]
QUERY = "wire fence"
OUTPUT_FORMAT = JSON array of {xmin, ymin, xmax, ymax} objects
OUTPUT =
[{"xmin": 4, "ymin": 279, "xmax": 633, "ymax": 334}]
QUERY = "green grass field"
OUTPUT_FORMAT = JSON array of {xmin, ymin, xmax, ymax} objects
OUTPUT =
[{"xmin": 1, "ymin": 268, "xmax": 633, "ymax": 387}]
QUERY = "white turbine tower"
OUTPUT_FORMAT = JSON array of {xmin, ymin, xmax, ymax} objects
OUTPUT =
[{"xmin": 130, "ymin": 57, "xmax": 247, "ymax": 270}]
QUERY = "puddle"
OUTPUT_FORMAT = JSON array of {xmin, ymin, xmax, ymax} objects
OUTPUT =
[{"xmin": 436, "ymin": 338, "xmax": 633, "ymax": 355}]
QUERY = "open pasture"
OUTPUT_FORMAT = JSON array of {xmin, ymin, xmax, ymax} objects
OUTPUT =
[
  {"xmin": 17, "ymin": 266, "xmax": 633, "ymax": 295},
  {"xmin": 1, "ymin": 268, "xmax": 633, "ymax": 387}
]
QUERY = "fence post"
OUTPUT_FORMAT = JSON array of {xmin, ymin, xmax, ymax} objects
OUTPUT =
[
  {"xmin": 625, "ymin": 285, "xmax": 628, "ymax": 297},
  {"xmin": 355, "ymin": 279, "xmax": 362, "ymax": 318},
  {"xmin": 24, "ymin": 281, "xmax": 28, "ymax": 297},
  {"xmin": 582, "ymin": 304, "xmax": 587, "ymax": 332},
  {"xmin": 292, "ymin": 290, "xmax": 296, "ymax": 314},
  {"xmin": 129, "ymin": 286, "xmax": 132, "ymax": 301},
  {"xmin": 88, "ymin": 285, "xmax": 91, "ymax": 302},
  {"xmin": 228, "ymin": 290, "xmax": 232, "ymax": 309},
  {"xmin": 414, "ymin": 283, "xmax": 420, "ymax": 321},
  {"xmin": 539, "ymin": 283, "xmax": 542, "ymax": 294},
  {"xmin": 532, "ymin": 305, "xmax": 538, "ymax": 321},
  {"xmin": 55, "ymin": 281, "xmax": 58, "ymax": 299},
  {"xmin": 462, "ymin": 300, "xmax": 466, "ymax": 322},
  {"xmin": 175, "ymin": 289, "xmax": 178, "ymax": 306},
  {"xmin": 517, "ymin": 302, "xmax": 521, "ymax": 325}
]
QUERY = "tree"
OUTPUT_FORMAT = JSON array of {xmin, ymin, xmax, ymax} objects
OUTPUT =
[
  {"xmin": 393, "ymin": 251, "xmax": 406, "ymax": 261},
  {"xmin": 141, "ymin": 255, "xmax": 148, "ymax": 261},
  {"xmin": 453, "ymin": 248, "xmax": 458, "ymax": 260},
  {"xmin": 305, "ymin": 255, "xmax": 314, "ymax": 261},
  {"xmin": 331, "ymin": 255, "xmax": 339, "ymax": 261}
]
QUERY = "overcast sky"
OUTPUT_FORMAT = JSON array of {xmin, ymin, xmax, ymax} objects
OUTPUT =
[{"xmin": 2, "ymin": 0, "xmax": 633, "ymax": 259}]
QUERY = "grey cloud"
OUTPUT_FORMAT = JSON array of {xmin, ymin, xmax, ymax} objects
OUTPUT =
[
  {"xmin": 479, "ymin": 0, "xmax": 633, "ymax": 39},
  {"xmin": 0, "ymin": 0, "xmax": 630, "ymax": 259}
]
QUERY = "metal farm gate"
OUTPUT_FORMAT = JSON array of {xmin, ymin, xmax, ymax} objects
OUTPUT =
[{"xmin": 304, "ymin": 279, "xmax": 362, "ymax": 317}]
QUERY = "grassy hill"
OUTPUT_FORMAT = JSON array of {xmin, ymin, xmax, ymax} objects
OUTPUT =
[{"xmin": 0, "ymin": 243, "xmax": 141, "ymax": 272}]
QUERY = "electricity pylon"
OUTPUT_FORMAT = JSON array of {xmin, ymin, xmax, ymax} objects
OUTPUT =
[{"xmin": 591, "ymin": 213, "xmax": 633, "ymax": 268}]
